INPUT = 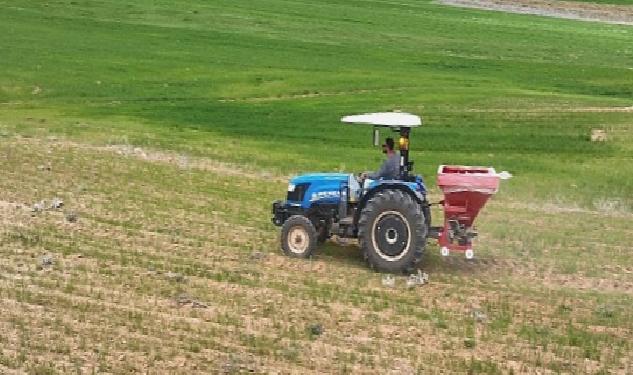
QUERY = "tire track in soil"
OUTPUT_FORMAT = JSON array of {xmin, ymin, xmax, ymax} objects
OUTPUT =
[{"xmin": 439, "ymin": 0, "xmax": 633, "ymax": 25}]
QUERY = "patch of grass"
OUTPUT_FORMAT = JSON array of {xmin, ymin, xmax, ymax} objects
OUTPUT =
[
  {"xmin": 485, "ymin": 298, "xmax": 514, "ymax": 333},
  {"xmin": 464, "ymin": 357, "xmax": 502, "ymax": 374},
  {"xmin": 518, "ymin": 324, "xmax": 555, "ymax": 350},
  {"xmin": 1, "ymin": 0, "xmax": 633, "ymax": 207},
  {"xmin": 519, "ymin": 322, "xmax": 629, "ymax": 362}
]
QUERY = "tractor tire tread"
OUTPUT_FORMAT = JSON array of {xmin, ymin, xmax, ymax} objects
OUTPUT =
[{"xmin": 358, "ymin": 189, "xmax": 427, "ymax": 273}]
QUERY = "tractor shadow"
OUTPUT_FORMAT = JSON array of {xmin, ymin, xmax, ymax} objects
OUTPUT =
[
  {"xmin": 423, "ymin": 246, "xmax": 503, "ymax": 276},
  {"xmin": 316, "ymin": 238, "xmax": 367, "ymax": 269},
  {"xmin": 318, "ymin": 238, "xmax": 500, "ymax": 276}
]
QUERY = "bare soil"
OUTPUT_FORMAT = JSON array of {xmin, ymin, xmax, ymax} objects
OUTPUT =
[
  {"xmin": 439, "ymin": 0, "xmax": 633, "ymax": 25},
  {"xmin": 2, "ymin": 134, "xmax": 632, "ymax": 373}
]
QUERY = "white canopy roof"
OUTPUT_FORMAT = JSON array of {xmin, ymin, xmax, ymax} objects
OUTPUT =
[{"xmin": 341, "ymin": 112, "xmax": 422, "ymax": 127}]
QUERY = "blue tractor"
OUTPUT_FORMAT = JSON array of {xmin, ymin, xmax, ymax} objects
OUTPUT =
[{"xmin": 272, "ymin": 112, "xmax": 432, "ymax": 273}]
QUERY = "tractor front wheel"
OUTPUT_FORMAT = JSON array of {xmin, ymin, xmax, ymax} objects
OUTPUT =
[
  {"xmin": 358, "ymin": 190, "xmax": 427, "ymax": 273},
  {"xmin": 281, "ymin": 215, "xmax": 318, "ymax": 258}
]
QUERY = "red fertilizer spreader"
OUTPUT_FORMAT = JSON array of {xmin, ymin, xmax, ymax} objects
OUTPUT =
[{"xmin": 433, "ymin": 165, "xmax": 500, "ymax": 259}]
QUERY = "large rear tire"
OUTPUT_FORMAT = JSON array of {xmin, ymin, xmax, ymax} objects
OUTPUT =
[
  {"xmin": 281, "ymin": 215, "xmax": 318, "ymax": 258},
  {"xmin": 358, "ymin": 190, "xmax": 427, "ymax": 273}
]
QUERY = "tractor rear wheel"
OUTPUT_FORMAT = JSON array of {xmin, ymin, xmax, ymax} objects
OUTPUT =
[
  {"xmin": 281, "ymin": 215, "xmax": 318, "ymax": 258},
  {"xmin": 358, "ymin": 190, "xmax": 427, "ymax": 273}
]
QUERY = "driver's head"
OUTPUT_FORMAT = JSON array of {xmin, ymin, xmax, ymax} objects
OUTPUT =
[{"xmin": 382, "ymin": 137, "xmax": 395, "ymax": 154}]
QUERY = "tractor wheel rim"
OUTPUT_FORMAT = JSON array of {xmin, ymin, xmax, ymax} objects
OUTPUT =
[
  {"xmin": 371, "ymin": 210, "xmax": 411, "ymax": 261},
  {"xmin": 288, "ymin": 226, "xmax": 309, "ymax": 254},
  {"xmin": 386, "ymin": 228, "xmax": 398, "ymax": 244}
]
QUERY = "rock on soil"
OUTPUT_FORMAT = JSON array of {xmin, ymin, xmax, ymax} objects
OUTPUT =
[
  {"xmin": 382, "ymin": 275, "xmax": 396, "ymax": 288},
  {"xmin": 165, "ymin": 272, "xmax": 186, "ymax": 283},
  {"xmin": 406, "ymin": 270, "xmax": 429, "ymax": 288},
  {"xmin": 32, "ymin": 201, "xmax": 46, "ymax": 213},
  {"xmin": 471, "ymin": 308, "xmax": 488, "ymax": 322},
  {"xmin": 174, "ymin": 293, "xmax": 207, "ymax": 308},
  {"xmin": 50, "ymin": 197, "xmax": 64, "ymax": 209},
  {"xmin": 39, "ymin": 255, "xmax": 54, "ymax": 269}
]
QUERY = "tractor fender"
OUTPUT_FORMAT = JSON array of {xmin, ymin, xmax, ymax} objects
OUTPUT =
[{"xmin": 354, "ymin": 183, "xmax": 427, "ymax": 227}]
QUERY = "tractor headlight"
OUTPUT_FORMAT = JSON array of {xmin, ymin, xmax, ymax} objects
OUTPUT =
[{"xmin": 288, "ymin": 184, "xmax": 296, "ymax": 192}]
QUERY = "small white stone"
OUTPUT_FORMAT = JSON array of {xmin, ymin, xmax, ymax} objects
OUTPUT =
[
  {"xmin": 50, "ymin": 197, "xmax": 64, "ymax": 209},
  {"xmin": 381, "ymin": 275, "xmax": 395, "ymax": 288}
]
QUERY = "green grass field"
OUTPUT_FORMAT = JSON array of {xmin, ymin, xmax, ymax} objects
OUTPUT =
[{"xmin": 1, "ymin": 0, "xmax": 633, "ymax": 373}]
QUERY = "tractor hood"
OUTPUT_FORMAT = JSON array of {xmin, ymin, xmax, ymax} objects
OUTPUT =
[
  {"xmin": 290, "ymin": 173, "xmax": 349, "ymax": 185},
  {"xmin": 288, "ymin": 173, "xmax": 350, "ymax": 208}
]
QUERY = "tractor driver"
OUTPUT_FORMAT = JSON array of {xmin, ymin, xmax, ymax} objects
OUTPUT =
[{"xmin": 362, "ymin": 137, "xmax": 399, "ymax": 180}]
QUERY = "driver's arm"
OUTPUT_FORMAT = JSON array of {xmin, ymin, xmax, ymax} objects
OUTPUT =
[{"xmin": 367, "ymin": 159, "xmax": 389, "ymax": 180}]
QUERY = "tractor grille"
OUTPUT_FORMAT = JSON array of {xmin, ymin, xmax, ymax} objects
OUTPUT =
[{"xmin": 287, "ymin": 183, "xmax": 310, "ymax": 202}]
